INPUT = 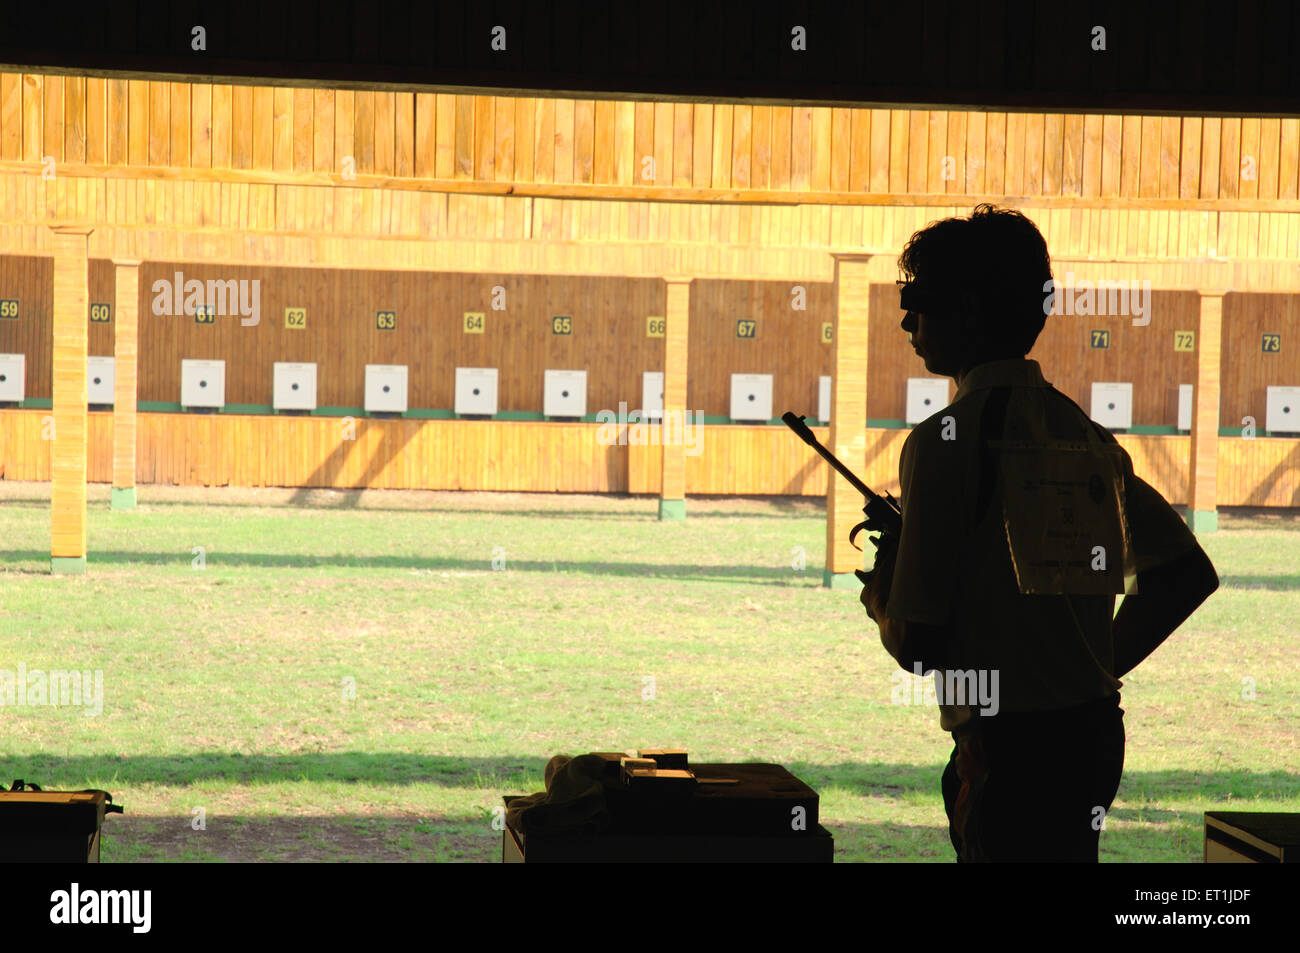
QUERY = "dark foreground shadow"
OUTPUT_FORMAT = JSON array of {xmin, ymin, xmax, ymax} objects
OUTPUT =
[
  {"xmin": 8, "ymin": 754, "xmax": 1288, "ymax": 862},
  {"xmin": 10, "ymin": 548, "xmax": 1300, "ymax": 588},
  {"xmin": 98, "ymin": 812, "xmax": 1217, "ymax": 862},
  {"xmin": 5, "ymin": 751, "xmax": 1293, "ymax": 796},
  {"xmin": 1218, "ymin": 574, "xmax": 1300, "ymax": 591},
  {"xmin": 0, "ymin": 549, "xmax": 823, "ymax": 584}
]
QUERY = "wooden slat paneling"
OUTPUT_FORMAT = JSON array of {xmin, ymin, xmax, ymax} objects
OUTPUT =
[
  {"xmin": 63, "ymin": 75, "xmax": 86, "ymax": 164},
  {"xmin": 0, "ymin": 73, "xmax": 1249, "ymax": 208},
  {"xmin": 572, "ymin": 99, "xmax": 593, "ymax": 184},
  {"xmin": 394, "ymin": 92, "xmax": 414, "ymax": 178},
  {"xmin": 42, "ymin": 74, "xmax": 63, "ymax": 164},
  {"xmin": 2, "ymin": 406, "xmax": 1296, "ymax": 506},
  {"xmin": 314, "ymin": 89, "xmax": 335, "ymax": 173},
  {"xmin": 374, "ymin": 90, "xmax": 395, "ymax": 177},
  {"xmin": 0, "ymin": 73, "xmax": 20, "ymax": 161}
]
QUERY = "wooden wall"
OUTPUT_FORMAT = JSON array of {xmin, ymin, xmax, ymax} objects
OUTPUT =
[
  {"xmin": 0, "ymin": 413, "xmax": 626, "ymax": 492},
  {"xmin": 869, "ymin": 288, "xmax": 1299, "ymax": 427},
  {"xmin": 5, "ymin": 71, "xmax": 1300, "ymax": 205},
  {"xmin": 0, "ymin": 254, "xmax": 51, "ymax": 388},
  {"xmin": 0, "ymin": 257, "xmax": 115, "ymax": 396},
  {"xmin": 3, "ymin": 257, "xmax": 1297, "ymax": 426},
  {"xmin": 2, "ymin": 72, "xmax": 1298, "ymax": 510},
  {"xmin": 688, "ymin": 279, "xmax": 834, "ymax": 419},
  {"xmin": 3, "ymin": 410, "xmax": 1298, "ymax": 508},
  {"xmin": 1035, "ymin": 290, "xmax": 1203, "ymax": 427},
  {"xmin": 1222, "ymin": 293, "xmax": 1300, "ymax": 430},
  {"xmin": 123, "ymin": 266, "xmax": 668, "ymax": 413},
  {"xmin": 0, "ymin": 257, "xmax": 668, "ymax": 411},
  {"xmin": 6, "ymin": 164, "xmax": 1300, "ymax": 283}
]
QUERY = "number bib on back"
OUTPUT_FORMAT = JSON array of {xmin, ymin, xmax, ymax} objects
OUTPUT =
[{"xmin": 991, "ymin": 434, "xmax": 1136, "ymax": 595}]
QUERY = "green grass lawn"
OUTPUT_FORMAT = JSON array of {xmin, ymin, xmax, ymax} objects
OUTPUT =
[{"xmin": 0, "ymin": 480, "xmax": 1296, "ymax": 862}]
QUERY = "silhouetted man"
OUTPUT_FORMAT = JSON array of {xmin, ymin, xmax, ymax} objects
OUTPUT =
[{"xmin": 860, "ymin": 204, "xmax": 1219, "ymax": 862}]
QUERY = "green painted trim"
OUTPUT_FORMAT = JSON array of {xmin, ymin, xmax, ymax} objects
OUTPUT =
[
  {"xmin": 1187, "ymin": 509, "xmax": 1218, "ymax": 534},
  {"xmin": 51, "ymin": 555, "xmax": 87, "ymax": 575},
  {"xmin": 404, "ymin": 408, "xmax": 456, "ymax": 419},
  {"xmin": 823, "ymin": 570, "xmax": 861, "ymax": 590},
  {"xmin": 110, "ymin": 487, "xmax": 137, "ymax": 511},
  {"xmin": 1129, "ymin": 425, "xmax": 1178, "ymax": 435},
  {"xmin": 220, "ymin": 403, "xmax": 273, "ymax": 415},
  {"xmin": 658, "ymin": 499, "xmax": 686, "ymax": 521},
  {"xmin": 693, "ymin": 416, "xmax": 914, "ymax": 428},
  {"xmin": 313, "ymin": 406, "xmax": 366, "ymax": 417},
  {"xmin": 139, "ymin": 401, "xmax": 184, "ymax": 413},
  {"xmin": 1215, "ymin": 427, "xmax": 1300, "ymax": 438},
  {"xmin": 20, "ymin": 398, "xmax": 52, "ymax": 409},
  {"xmin": 496, "ymin": 410, "xmax": 546, "ymax": 421},
  {"xmin": 705, "ymin": 417, "xmax": 790, "ymax": 426}
]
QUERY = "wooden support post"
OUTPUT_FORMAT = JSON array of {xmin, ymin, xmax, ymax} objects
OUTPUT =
[
  {"xmin": 50, "ymin": 227, "xmax": 93, "ymax": 574},
  {"xmin": 111, "ymin": 259, "xmax": 141, "ymax": 510},
  {"xmin": 1188, "ymin": 290, "xmax": 1226, "ymax": 533},
  {"xmin": 659, "ymin": 276, "xmax": 692, "ymax": 520},
  {"xmin": 825, "ymin": 254, "xmax": 872, "ymax": 588}
]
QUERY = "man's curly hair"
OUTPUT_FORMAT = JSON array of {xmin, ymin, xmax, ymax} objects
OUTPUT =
[{"xmin": 897, "ymin": 204, "xmax": 1054, "ymax": 357}]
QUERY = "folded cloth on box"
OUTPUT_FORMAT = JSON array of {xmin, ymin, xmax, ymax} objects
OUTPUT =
[{"xmin": 505, "ymin": 754, "xmax": 615, "ymax": 838}]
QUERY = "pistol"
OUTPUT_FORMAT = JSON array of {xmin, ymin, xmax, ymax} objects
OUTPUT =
[{"xmin": 781, "ymin": 412, "xmax": 902, "ymax": 551}]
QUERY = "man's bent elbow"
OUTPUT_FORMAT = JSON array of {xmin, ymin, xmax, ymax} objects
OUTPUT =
[
  {"xmin": 1190, "ymin": 548, "xmax": 1220, "ymax": 601},
  {"xmin": 1145, "ymin": 546, "xmax": 1219, "ymax": 599}
]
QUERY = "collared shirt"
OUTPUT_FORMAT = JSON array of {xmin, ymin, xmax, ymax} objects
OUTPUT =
[{"xmin": 885, "ymin": 358, "xmax": 1201, "ymax": 731}]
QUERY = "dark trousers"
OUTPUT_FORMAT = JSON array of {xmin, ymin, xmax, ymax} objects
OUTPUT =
[{"xmin": 940, "ymin": 693, "xmax": 1125, "ymax": 862}]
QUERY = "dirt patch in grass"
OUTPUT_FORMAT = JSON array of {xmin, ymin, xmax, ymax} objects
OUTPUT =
[{"xmin": 110, "ymin": 815, "xmax": 498, "ymax": 862}]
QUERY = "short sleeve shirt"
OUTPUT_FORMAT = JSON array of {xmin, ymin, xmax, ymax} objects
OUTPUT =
[{"xmin": 885, "ymin": 358, "xmax": 1201, "ymax": 730}]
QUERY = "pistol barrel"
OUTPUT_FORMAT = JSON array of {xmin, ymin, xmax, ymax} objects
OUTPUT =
[{"xmin": 781, "ymin": 412, "xmax": 877, "ymax": 500}]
